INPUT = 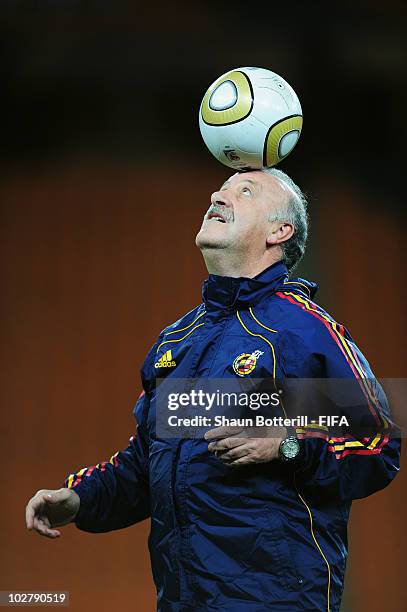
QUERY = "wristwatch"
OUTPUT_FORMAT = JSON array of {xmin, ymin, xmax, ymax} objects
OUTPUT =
[{"xmin": 279, "ymin": 430, "xmax": 301, "ymax": 462}]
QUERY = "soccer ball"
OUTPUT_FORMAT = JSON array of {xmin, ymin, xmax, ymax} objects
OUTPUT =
[{"xmin": 199, "ymin": 67, "xmax": 303, "ymax": 170}]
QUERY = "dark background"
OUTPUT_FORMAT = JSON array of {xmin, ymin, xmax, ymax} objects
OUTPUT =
[{"xmin": 1, "ymin": 1, "xmax": 406, "ymax": 610}]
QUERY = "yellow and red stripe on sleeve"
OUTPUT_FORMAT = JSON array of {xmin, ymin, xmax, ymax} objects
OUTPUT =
[
  {"xmin": 296, "ymin": 425, "xmax": 390, "ymax": 460},
  {"xmin": 65, "ymin": 445, "xmax": 125, "ymax": 489},
  {"xmin": 276, "ymin": 291, "xmax": 388, "ymax": 430},
  {"xmin": 327, "ymin": 434, "xmax": 389, "ymax": 459}
]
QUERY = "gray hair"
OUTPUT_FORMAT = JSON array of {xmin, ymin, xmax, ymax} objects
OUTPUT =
[{"xmin": 262, "ymin": 167, "xmax": 309, "ymax": 272}]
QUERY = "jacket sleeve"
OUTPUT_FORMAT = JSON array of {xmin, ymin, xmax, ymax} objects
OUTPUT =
[
  {"xmin": 290, "ymin": 325, "xmax": 401, "ymax": 503},
  {"xmin": 63, "ymin": 389, "xmax": 151, "ymax": 532}
]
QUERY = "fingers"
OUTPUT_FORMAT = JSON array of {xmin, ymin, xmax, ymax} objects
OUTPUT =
[
  {"xmin": 207, "ymin": 437, "xmax": 246, "ymax": 453},
  {"xmin": 33, "ymin": 515, "xmax": 61, "ymax": 539},
  {"xmin": 204, "ymin": 425, "xmax": 245, "ymax": 441},
  {"xmin": 26, "ymin": 491, "xmax": 47, "ymax": 530},
  {"xmin": 208, "ymin": 437, "xmax": 280, "ymax": 466},
  {"xmin": 217, "ymin": 445, "xmax": 250, "ymax": 463},
  {"xmin": 227, "ymin": 455, "xmax": 252, "ymax": 467},
  {"xmin": 25, "ymin": 489, "xmax": 63, "ymax": 538},
  {"xmin": 25, "ymin": 499, "xmax": 35, "ymax": 530}
]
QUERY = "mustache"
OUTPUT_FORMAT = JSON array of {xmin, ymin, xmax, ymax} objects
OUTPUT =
[{"xmin": 205, "ymin": 204, "xmax": 234, "ymax": 222}]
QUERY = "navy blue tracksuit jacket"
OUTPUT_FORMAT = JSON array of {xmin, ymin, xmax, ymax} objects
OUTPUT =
[{"xmin": 64, "ymin": 261, "xmax": 400, "ymax": 611}]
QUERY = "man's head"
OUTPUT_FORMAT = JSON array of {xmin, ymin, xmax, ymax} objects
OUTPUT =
[{"xmin": 195, "ymin": 168, "xmax": 308, "ymax": 278}]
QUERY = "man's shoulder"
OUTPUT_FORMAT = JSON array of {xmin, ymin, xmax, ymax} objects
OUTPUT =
[
  {"xmin": 257, "ymin": 284, "xmax": 368, "ymax": 377},
  {"xmin": 259, "ymin": 280, "xmax": 347, "ymax": 341},
  {"xmin": 275, "ymin": 289, "xmax": 339, "ymax": 330}
]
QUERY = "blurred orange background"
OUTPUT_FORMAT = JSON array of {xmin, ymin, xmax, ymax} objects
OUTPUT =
[{"xmin": 0, "ymin": 2, "xmax": 406, "ymax": 611}]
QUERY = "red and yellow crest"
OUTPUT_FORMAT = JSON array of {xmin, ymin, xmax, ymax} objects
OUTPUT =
[{"xmin": 232, "ymin": 350, "xmax": 264, "ymax": 377}]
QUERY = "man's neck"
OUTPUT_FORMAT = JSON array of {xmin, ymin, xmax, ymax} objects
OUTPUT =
[{"xmin": 201, "ymin": 250, "xmax": 281, "ymax": 279}]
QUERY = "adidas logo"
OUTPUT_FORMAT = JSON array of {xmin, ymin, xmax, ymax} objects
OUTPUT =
[{"xmin": 154, "ymin": 350, "xmax": 177, "ymax": 369}]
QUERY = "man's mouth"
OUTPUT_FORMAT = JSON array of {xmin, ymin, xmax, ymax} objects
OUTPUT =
[{"xmin": 207, "ymin": 211, "xmax": 227, "ymax": 223}]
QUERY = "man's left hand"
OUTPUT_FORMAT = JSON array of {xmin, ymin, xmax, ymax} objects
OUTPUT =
[{"xmin": 204, "ymin": 425, "xmax": 286, "ymax": 467}]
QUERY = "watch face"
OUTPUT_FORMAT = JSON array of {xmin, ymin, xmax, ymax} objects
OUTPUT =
[{"xmin": 282, "ymin": 438, "xmax": 300, "ymax": 459}]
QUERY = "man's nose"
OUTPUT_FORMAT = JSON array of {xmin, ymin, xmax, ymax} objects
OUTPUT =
[{"xmin": 210, "ymin": 191, "xmax": 232, "ymax": 207}]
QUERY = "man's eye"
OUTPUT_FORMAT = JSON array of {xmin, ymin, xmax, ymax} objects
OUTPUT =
[{"xmin": 241, "ymin": 187, "xmax": 252, "ymax": 195}]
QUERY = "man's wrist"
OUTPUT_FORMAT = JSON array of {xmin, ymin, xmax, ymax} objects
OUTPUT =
[{"xmin": 278, "ymin": 429, "xmax": 301, "ymax": 463}]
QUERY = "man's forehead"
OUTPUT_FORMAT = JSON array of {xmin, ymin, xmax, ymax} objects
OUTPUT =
[
  {"xmin": 221, "ymin": 170, "xmax": 282, "ymax": 192},
  {"xmin": 219, "ymin": 170, "xmax": 293, "ymax": 208},
  {"xmin": 221, "ymin": 171, "xmax": 266, "ymax": 188}
]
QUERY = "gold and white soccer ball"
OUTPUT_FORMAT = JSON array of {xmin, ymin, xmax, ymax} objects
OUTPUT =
[{"xmin": 199, "ymin": 67, "xmax": 303, "ymax": 170}]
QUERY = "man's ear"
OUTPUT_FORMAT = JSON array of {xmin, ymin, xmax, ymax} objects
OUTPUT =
[{"xmin": 266, "ymin": 222, "xmax": 294, "ymax": 247}]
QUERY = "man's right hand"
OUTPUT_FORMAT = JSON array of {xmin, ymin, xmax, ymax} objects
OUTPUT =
[{"xmin": 25, "ymin": 488, "xmax": 80, "ymax": 539}]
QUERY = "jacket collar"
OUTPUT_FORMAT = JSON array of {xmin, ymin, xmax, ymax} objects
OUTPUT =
[
  {"xmin": 202, "ymin": 261, "xmax": 318, "ymax": 312},
  {"xmin": 202, "ymin": 261, "xmax": 287, "ymax": 312}
]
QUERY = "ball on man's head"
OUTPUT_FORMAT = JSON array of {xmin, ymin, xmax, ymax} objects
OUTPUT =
[{"xmin": 199, "ymin": 67, "xmax": 303, "ymax": 170}]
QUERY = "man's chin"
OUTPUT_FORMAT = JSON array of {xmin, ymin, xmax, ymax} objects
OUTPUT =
[{"xmin": 195, "ymin": 229, "xmax": 229, "ymax": 250}]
